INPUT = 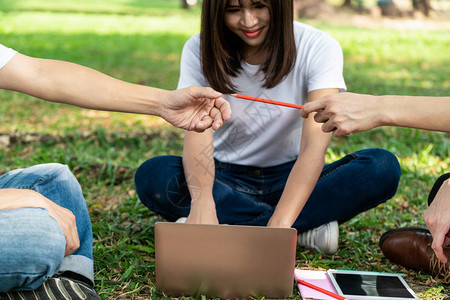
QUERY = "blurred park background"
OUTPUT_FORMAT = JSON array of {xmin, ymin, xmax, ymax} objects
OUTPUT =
[{"xmin": 0, "ymin": 0, "xmax": 449, "ymax": 299}]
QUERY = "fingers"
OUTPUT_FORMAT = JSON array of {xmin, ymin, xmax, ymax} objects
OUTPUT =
[
  {"xmin": 47, "ymin": 201, "xmax": 80, "ymax": 257},
  {"xmin": 187, "ymin": 86, "xmax": 231, "ymax": 131},
  {"xmin": 425, "ymin": 203, "xmax": 450, "ymax": 263},
  {"xmin": 192, "ymin": 106, "xmax": 224, "ymax": 132},
  {"xmin": 64, "ymin": 216, "xmax": 80, "ymax": 256},
  {"xmin": 209, "ymin": 107, "xmax": 224, "ymax": 130},
  {"xmin": 314, "ymin": 112, "xmax": 339, "ymax": 135},
  {"xmin": 58, "ymin": 208, "xmax": 79, "ymax": 256},
  {"xmin": 194, "ymin": 104, "xmax": 226, "ymax": 132},
  {"xmin": 214, "ymin": 97, "xmax": 231, "ymax": 121},
  {"xmin": 189, "ymin": 86, "xmax": 222, "ymax": 100},
  {"xmin": 431, "ymin": 228, "xmax": 448, "ymax": 263},
  {"xmin": 193, "ymin": 116, "xmax": 213, "ymax": 133},
  {"xmin": 300, "ymin": 100, "xmax": 327, "ymax": 118},
  {"xmin": 188, "ymin": 86, "xmax": 231, "ymax": 120}
]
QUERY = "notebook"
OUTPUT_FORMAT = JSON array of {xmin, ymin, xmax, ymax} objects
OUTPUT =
[{"xmin": 155, "ymin": 222, "xmax": 297, "ymax": 299}]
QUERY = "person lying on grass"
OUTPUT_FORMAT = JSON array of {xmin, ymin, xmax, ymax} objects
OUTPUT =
[{"xmin": 0, "ymin": 42, "xmax": 231, "ymax": 299}]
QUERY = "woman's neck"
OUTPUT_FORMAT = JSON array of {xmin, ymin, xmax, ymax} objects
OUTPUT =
[{"xmin": 244, "ymin": 46, "xmax": 266, "ymax": 65}]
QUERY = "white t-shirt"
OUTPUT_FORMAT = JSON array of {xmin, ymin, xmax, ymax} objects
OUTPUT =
[
  {"xmin": 0, "ymin": 43, "xmax": 17, "ymax": 70},
  {"xmin": 178, "ymin": 21, "xmax": 346, "ymax": 167}
]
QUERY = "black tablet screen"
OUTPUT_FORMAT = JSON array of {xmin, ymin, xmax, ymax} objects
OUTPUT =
[{"xmin": 332, "ymin": 273, "xmax": 416, "ymax": 298}]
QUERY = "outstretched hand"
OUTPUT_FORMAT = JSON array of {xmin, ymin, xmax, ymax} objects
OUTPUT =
[
  {"xmin": 161, "ymin": 86, "xmax": 231, "ymax": 132},
  {"xmin": 300, "ymin": 92, "xmax": 382, "ymax": 137}
]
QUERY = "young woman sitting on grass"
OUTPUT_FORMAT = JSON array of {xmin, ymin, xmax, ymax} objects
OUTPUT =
[{"xmin": 135, "ymin": 0, "xmax": 401, "ymax": 255}]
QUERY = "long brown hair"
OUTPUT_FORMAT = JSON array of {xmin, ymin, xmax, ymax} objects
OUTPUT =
[{"xmin": 200, "ymin": 0, "xmax": 296, "ymax": 94}]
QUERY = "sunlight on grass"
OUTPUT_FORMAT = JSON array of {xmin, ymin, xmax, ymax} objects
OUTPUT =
[
  {"xmin": 0, "ymin": 12, "xmax": 200, "ymax": 36},
  {"xmin": 0, "ymin": 0, "xmax": 183, "ymax": 14}
]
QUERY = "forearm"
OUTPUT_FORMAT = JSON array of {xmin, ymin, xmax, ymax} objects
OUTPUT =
[
  {"xmin": 42, "ymin": 61, "xmax": 167, "ymax": 115},
  {"xmin": 0, "ymin": 54, "xmax": 165, "ymax": 116},
  {"xmin": 271, "ymin": 147, "xmax": 326, "ymax": 227},
  {"xmin": 270, "ymin": 88, "xmax": 334, "ymax": 227},
  {"xmin": 0, "ymin": 188, "xmax": 49, "ymax": 210},
  {"xmin": 182, "ymin": 130, "xmax": 215, "ymax": 202},
  {"xmin": 380, "ymin": 96, "xmax": 450, "ymax": 132}
]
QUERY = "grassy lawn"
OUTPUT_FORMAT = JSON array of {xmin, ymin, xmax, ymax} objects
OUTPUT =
[{"xmin": 0, "ymin": 0, "xmax": 449, "ymax": 299}]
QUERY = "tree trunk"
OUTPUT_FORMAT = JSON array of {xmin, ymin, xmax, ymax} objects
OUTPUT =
[
  {"xmin": 342, "ymin": 0, "xmax": 352, "ymax": 8},
  {"xmin": 412, "ymin": 0, "xmax": 432, "ymax": 16},
  {"xmin": 181, "ymin": 0, "xmax": 189, "ymax": 9}
]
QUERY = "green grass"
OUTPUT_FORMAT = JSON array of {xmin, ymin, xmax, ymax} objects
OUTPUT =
[{"xmin": 0, "ymin": 0, "xmax": 449, "ymax": 299}]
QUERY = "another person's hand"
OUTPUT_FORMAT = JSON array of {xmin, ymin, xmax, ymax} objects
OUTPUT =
[
  {"xmin": 300, "ymin": 92, "xmax": 382, "ymax": 137},
  {"xmin": 423, "ymin": 178, "xmax": 450, "ymax": 264},
  {"xmin": 185, "ymin": 200, "xmax": 219, "ymax": 225},
  {"xmin": 161, "ymin": 86, "xmax": 231, "ymax": 132},
  {"xmin": 45, "ymin": 198, "xmax": 80, "ymax": 257}
]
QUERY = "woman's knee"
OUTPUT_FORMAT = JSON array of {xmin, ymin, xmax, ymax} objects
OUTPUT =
[
  {"xmin": 362, "ymin": 148, "xmax": 401, "ymax": 197},
  {"xmin": 373, "ymin": 148, "xmax": 400, "ymax": 179},
  {"xmin": 135, "ymin": 156, "xmax": 189, "ymax": 219},
  {"xmin": 135, "ymin": 156, "xmax": 182, "ymax": 200}
]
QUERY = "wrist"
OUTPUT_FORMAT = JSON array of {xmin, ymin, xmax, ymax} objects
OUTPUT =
[
  {"xmin": 1, "ymin": 189, "xmax": 49, "ymax": 210},
  {"xmin": 191, "ymin": 196, "xmax": 215, "ymax": 207},
  {"xmin": 146, "ymin": 87, "xmax": 168, "ymax": 118},
  {"xmin": 26, "ymin": 190, "xmax": 50, "ymax": 209},
  {"xmin": 128, "ymin": 85, "xmax": 167, "ymax": 117},
  {"xmin": 189, "ymin": 197, "xmax": 217, "ymax": 215},
  {"xmin": 269, "ymin": 213, "xmax": 293, "ymax": 228},
  {"xmin": 374, "ymin": 96, "xmax": 391, "ymax": 127}
]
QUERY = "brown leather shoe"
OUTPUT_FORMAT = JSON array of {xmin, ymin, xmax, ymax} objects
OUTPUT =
[{"xmin": 379, "ymin": 227, "xmax": 450, "ymax": 283}]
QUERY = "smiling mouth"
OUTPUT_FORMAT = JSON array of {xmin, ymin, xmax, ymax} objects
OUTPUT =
[{"xmin": 242, "ymin": 29, "xmax": 262, "ymax": 38}]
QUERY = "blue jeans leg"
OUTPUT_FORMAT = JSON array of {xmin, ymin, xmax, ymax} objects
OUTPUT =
[
  {"xmin": 0, "ymin": 163, "xmax": 94, "ymax": 291},
  {"xmin": 135, "ymin": 156, "xmax": 275, "ymax": 224},
  {"xmin": 0, "ymin": 207, "xmax": 65, "ymax": 292},
  {"xmin": 292, "ymin": 148, "xmax": 401, "ymax": 231},
  {"xmin": 135, "ymin": 148, "xmax": 400, "ymax": 232}
]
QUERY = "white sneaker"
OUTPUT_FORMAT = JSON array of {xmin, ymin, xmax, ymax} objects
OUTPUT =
[
  {"xmin": 297, "ymin": 221, "xmax": 339, "ymax": 255},
  {"xmin": 176, "ymin": 217, "xmax": 187, "ymax": 223}
]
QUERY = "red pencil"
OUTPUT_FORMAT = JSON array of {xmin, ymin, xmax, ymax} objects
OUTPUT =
[
  {"xmin": 231, "ymin": 93, "xmax": 303, "ymax": 110},
  {"xmin": 297, "ymin": 279, "xmax": 347, "ymax": 300}
]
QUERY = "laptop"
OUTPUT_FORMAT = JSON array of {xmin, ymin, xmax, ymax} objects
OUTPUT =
[{"xmin": 155, "ymin": 222, "xmax": 297, "ymax": 299}]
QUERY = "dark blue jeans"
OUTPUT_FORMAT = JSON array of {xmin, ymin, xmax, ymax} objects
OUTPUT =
[{"xmin": 135, "ymin": 148, "xmax": 400, "ymax": 232}]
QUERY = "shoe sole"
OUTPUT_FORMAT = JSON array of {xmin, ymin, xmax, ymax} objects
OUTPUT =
[
  {"xmin": 1, "ymin": 277, "xmax": 100, "ymax": 300},
  {"xmin": 325, "ymin": 221, "xmax": 339, "ymax": 255},
  {"xmin": 379, "ymin": 226, "xmax": 430, "ymax": 248}
]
